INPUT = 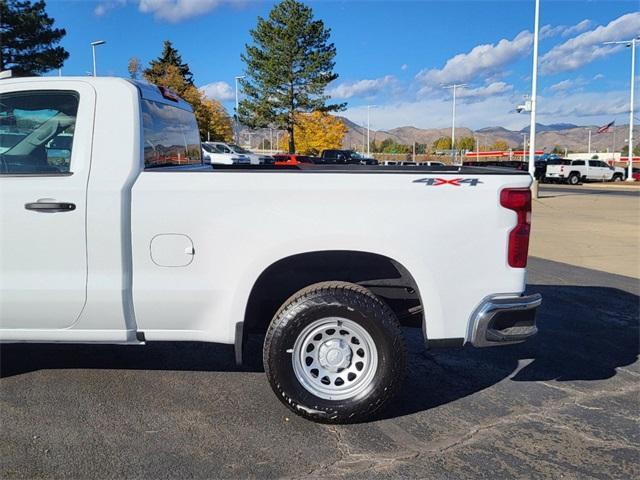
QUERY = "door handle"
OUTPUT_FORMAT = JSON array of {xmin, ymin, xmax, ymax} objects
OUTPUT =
[{"xmin": 25, "ymin": 202, "xmax": 76, "ymax": 213}]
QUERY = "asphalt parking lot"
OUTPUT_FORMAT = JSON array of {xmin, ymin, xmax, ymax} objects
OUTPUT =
[{"xmin": 1, "ymin": 186, "xmax": 639, "ymax": 479}]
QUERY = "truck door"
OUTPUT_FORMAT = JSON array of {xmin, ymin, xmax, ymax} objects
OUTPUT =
[
  {"xmin": 0, "ymin": 82, "xmax": 95, "ymax": 330},
  {"xmin": 586, "ymin": 160, "xmax": 600, "ymax": 180}
]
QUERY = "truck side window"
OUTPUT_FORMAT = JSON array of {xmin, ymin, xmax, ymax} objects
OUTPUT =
[
  {"xmin": 0, "ymin": 90, "xmax": 79, "ymax": 174},
  {"xmin": 572, "ymin": 160, "xmax": 585, "ymax": 166}
]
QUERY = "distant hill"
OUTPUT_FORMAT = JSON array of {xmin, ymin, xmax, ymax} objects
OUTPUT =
[
  {"xmin": 341, "ymin": 121, "xmax": 633, "ymax": 153},
  {"xmin": 520, "ymin": 123, "xmax": 579, "ymax": 133}
]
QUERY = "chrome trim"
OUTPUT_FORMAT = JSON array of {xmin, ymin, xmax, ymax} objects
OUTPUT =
[{"xmin": 467, "ymin": 293, "xmax": 542, "ymax": 347}]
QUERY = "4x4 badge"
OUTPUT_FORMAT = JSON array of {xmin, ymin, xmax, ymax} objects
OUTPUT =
[{"xmin": 413, "ymin": 178, "xmax": 483, "ymax": 186}]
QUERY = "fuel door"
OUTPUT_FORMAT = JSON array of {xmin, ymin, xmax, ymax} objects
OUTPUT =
[{"xmin": 150, "ymin": 234, "xmax": 195, "ymax": 267}]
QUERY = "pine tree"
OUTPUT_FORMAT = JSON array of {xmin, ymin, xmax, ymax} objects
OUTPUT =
[
  {"xmin": 0, "ymin": 0, "xmax": 69, "ymax": 76},
  {"xmin": 239, "ymin": 0, "xmax": 344, "ymax": 153},
  {"xmin": 143, "ymin": 40, "xmax": 193, "ymax": 90}
]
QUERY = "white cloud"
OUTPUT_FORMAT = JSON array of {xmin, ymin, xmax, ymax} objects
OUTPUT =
[
  {"xmin": 540, "ymin": 20, "xmax": 592, "ymax": 40},
  {"xmin": 593, "ymin": 73, "xmax": 605, "ymax": 80},
  {"xmin": 457, "ymin": 81, "xmax": 513, "ymax": 99},
  {"xmin": 562, "ymin": 19, "xmax": 593, "ymax": 37},
  {"xmin": 400, "ymin": 64, "xmax": 408, "ymax": 71},
  {"xmin": 138, "ymin": 0, "xmax": 224, "ymax": 21},
  {"xmin": 415, "ymin": 30, "xmax": 532, "ymax": 88},
  {"xmin": 328, "ymin": 75, "xmax": 395, "ymax": 99},
  {"xmin": 94, "ymin": 0, "xmax": 126, "ymax": 16},
  {"xmin": 538, "ymin": 89, "xmax": 629, "ymax": 117},
  {"xmin": 548, "ymin": 79, "xmax": 574, "ymax": 92},
  {"xmin": 342, "ymin": 89, "xmax": 630, "ymax": 131},
  {"xmin": 201, "ymin": 81, "xmax": 235, "ymax": 101},
  {"xmin": 95, "ymin": 0, "xmax": 230, "ymax": 21},
  {"xmin": 540, "ymin": 12, "xmax": 640, "ymax": 75}
]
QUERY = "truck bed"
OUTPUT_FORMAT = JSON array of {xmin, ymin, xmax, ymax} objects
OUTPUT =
[{"xmin": 149, "ymin": 163, "xmax": 531, "ymax": 175}]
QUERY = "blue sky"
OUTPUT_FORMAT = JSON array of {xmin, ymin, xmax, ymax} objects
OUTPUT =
[{"xmin": 46, "ymin": 0, "xmax": 639, "ymax": 130}]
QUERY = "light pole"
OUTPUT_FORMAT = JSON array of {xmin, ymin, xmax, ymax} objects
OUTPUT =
[
  {"xmin": 443, "ymin": 83, "xmax": 466, "ymax": 164},
  {"xmin": 587, "ymin": 128, "xmax": 592, "ymax": 154},
  {"xmin": 604, "ymin": 37, "xmax": 638, "ymax": 180},
  {"xmin": 234, "ymin": 76, "xmax": 245, "ymax": 144},
  {"xmin": 521, "ymin": 133, "xmax": 527, "ymax": 158},
  {"xmin": 527, "ymin": 0, "xmax": 540, "ymax": 184},
  {"xmin": 90, "ymin": 40, "xmax": 106, "ymax": 77},
  {"xmin": 367, "ymin": 105, "xmax": 376, "ymax": 157}
]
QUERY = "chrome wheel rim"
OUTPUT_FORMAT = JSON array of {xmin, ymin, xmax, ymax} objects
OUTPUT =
[{"xmin": 291, "ymin": 317, "xmax": 378, "ymax": 401}]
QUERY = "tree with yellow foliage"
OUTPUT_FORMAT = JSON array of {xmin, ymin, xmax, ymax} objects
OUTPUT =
[
  {"xmin": 143, "ymin": 41, "xmax": 233, "ymax": 142},
  {"xmin": 492, "ymin": 139, "xmax": 509, "ymax": 151},
  {"xmin": 278, "ymin": 111, "xmax": 347, "ymax": 155}
]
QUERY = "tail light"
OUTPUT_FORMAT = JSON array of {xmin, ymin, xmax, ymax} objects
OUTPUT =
[
  {"xmin": 560, "ymin": 166, "xmax": 564, "ymax": 172},
  {"xmin": 500, "ymin": 188, "xmax": 532, "ymax": 268}
]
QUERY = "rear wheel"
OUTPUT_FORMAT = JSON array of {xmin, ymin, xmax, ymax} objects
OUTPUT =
[
  {"xmin": 263, "ymin": 281, "xmax": 406, "ymax": 423},
  {"xmin": 568, "ymin": 173, "xmax": 580, "ymax": 185}
]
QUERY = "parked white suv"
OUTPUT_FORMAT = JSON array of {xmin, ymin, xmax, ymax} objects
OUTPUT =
[
  {"xmin": 202, "ymin": 142, "xmax": 249, "ymax": 165},
  {"xmin": 209, "ymin": 142, "xmax": 273, "ymax": 165},
  {"xmin": 546, "ymin": 158, "xmax": 625, "ymax": 185}
]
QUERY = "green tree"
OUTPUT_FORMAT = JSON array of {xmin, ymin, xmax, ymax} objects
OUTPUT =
[
  {"xmin": 239, "ymin": 0, "xmax": 344, "ymax": 153},
  {"xmin": 433, "ymin": 136, "xmax": 452, "ymax": 150},
  {"xmin": 456, "ymin": 136, "xmax": 475, "ymax": 151},
  {"xmin": 621, "ymin": 143, "xmax": 640, "ymax": 156},
  {"xmin": 144, "ymin": 40, "xmax": 193, "ymax": 89},
  {"xmin": 0, "ymin": 0, "xmax": 68, "ymax": 76}
]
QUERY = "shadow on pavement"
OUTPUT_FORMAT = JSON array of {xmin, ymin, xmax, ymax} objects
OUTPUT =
[
  {"xmin": 379, "ymin": 284, "xmax": 639, "ymax": 419},
  {"xmin": 1, "ymin": 284, "xmax": 638, "ymax": 420}
]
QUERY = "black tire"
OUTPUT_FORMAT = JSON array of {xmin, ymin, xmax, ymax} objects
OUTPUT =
[
  {"xmin": 568, "ymin": 173, "xmax": 580, "ymax": 185},
  {"xmin": 263, "ymin": 281, "xmax": 406, "ymax": 423},
  {"xmin": 613, "ymin": 174, "xmax": 623, "ymax": 182}
]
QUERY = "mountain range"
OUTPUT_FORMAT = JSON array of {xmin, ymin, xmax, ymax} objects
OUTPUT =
[{"xmin": 339, "ymin": 118, "xmax": 635, "ymax": 153}]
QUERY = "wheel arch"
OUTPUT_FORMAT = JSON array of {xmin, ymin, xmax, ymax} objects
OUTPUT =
[{"xmin": 236, "ymin": 250, "xmax": 424, "ymax": 365}]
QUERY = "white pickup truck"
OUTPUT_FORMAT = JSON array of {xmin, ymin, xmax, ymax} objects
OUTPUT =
[
  {"xmin": 0, "ymin": 77, "xmax": 541, "ymax": 423},
  {"xmin": 545, "ymin": 158, "xmax": 625, "ymax": 184}
]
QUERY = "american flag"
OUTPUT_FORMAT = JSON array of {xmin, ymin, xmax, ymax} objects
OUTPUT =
[{"xmin": 597, "ymin": 120, "xmax": 615, "ymax": 133}]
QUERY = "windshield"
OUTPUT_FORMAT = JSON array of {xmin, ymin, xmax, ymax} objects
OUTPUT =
[
  {"xmin": 229, "ymin": 144, "xmax": 251, "ymax": 154},
  {"xmin": 142, "ymin": 99, "xmax": 201, "ymax": 168},
  {"xmin": 202, "ymin": 143, "xmax": 222, "ymax": 153}
]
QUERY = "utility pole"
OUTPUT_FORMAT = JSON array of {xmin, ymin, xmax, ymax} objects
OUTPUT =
[
  {"xmin": 527, "ymin": 0, "xmax": 540, "ymax": 195},
  {"xmin": 367, "ymin": 105, "xmax": 376, "ymax": 157},
  {"xmin": 234, "ymin": 75, "xmax": 245, "ymax": 145},
  {"xmin": 443, "ymin": 84, "xmax": 466, "ymax": 164},
  {"xmin": 588, "ymin": 129, "xmax": 592, "ymax": 154},
  {"xmin": 603, "ymin": 36, "xmax": 637, "ymax": 181},
  {"xmin": 90, "ymin": 40, "xmax": 106, "ymax": 77}
]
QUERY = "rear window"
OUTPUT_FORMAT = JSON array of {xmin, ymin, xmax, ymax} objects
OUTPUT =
[{"xmin": 141, "ymin": 99, "xmax": 201, "ymax": 168}]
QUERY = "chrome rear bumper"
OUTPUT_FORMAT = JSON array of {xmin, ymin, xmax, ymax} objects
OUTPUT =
[{"xmin": 467, "ymin": 294, "xmax": 542, "ymax": 347}]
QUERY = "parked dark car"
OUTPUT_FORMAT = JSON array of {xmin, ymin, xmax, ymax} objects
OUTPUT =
[
  {"xmin": 463, "ymin": 159, "xmax": 547, "ymax": 181},
  {"xmin": 320, "ymin": 149, "xmax": 378, "ymax": 165}
]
